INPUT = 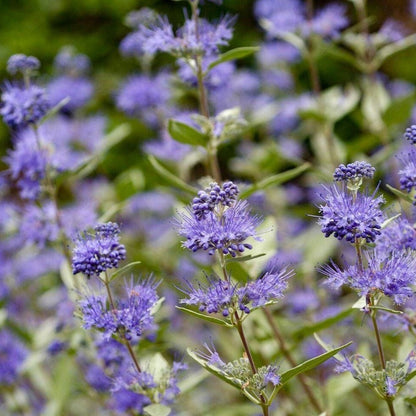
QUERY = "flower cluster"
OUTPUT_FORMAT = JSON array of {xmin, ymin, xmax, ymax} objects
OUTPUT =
[
  {"xmin": 398, "ymin": 150, "xmax": 416, "ymax": 198},
  {"xmin": 319, "ymin": 249, "xmax": 416, "ymax": 304},
  {"xmin": 176, "ymin": 199, "xmax": 261, "ymax": 256},
  {"xmin": 121, "ymin": 13, "xmax": 234, "ymax": 58},
  {"xmin": 0, "ymin": 82, "xmax": 49, "ymax": 129},
  {"xmin": 79, "ymin": 277, "xmax": 159, "ymax": 340},
  {"xmin": 72, "ymin": 222, "xmax": 126, "ymax": 277},
  {"xmin": 335, "ymin": 351, "xmax": 416, "ymax": 399},
  {"xmin": 333, "ymin": 161, "xmax": 375, "ymax": 182},
  {"xmin": 180, "ymin": 266, "xmax": 292, "ymax": 316},
  {"xmin": 195, "ymin": 343, "xmax": 280, "ymax": 392},
  {"xmin": 192, "ymin": 181, "xmax": 239, "ymax": 220},
  {"xmin": 7, "ymin": 54, "xmax": 40, "ymax": 75},
  {"xmin": 404, "ymin": 125, "xmax": 416, "ymax": 144},
  {"xmin": 317, "ymin": 184, "xmax": 385, "ymax": 243},
  {"xmin": 0, "ymin": 330, "xmax": 27, "ymax": 385}
]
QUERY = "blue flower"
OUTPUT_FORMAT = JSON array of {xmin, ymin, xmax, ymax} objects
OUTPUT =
[
  {"xmin": 192, "ymin": 181, "xmax": 239, "ymax": 220},
  {"xmin": 317, "ymin": 184, "xmax": 384, "ymax": 243},
  {"xmin": 7, "ymin": 54, "xmax": 40, "ymax": 75},
  {"xmin": 79, "ymin": 277, "xmax": 159, "ymax": 340},
  {"xmin": 180, "ymin": 266, "xmax": 292, "ymax": 316},
  {"xmin": 54, "ymin": 47, "xmax": 90, "ymax": 76},
  {"xmin": 72, "ymin": 222, "xmax": 127, "ymax": 277},
  {"xmin": 398, "ymin": 150, "xmax": 416, "ymax": 197},
  {"xmin": 176, "ymin": 200, "xmax": 262, "ymax": 257},
  {"xmin": 47, "ymin": 76, "xmax": 93, "ymax": 113},
  {"xmin": 1, "ymin": 82, "xmax": 49, "ymax": 129},
  {"xmin": 0, "ymin": 330, "xmax": 27, "ymax": 385},
  {"xmin": 319, "ymin": 250, "xmax": 416, "ymax": 304},
  {"xmin": 333, "ymin": 161, "xmax": 375, "ymax": 182},
  {"xmin": 5, "ymin": 130, "xmax": 47, "ymax": 200},
  {"xmin": 404, "ymin": 125, "xmax": 416, "ymax": 144}
]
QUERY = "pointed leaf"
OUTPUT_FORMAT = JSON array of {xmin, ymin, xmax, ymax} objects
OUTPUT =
[
  {"xmin": 386, "ymin": 184, "xmax": 414, "ymax": 204},
  {"xmin": 207, "ymin": 47, "xmax": 260, "ymax": 71},
  {"xmin": 109, "ymin": 261, "xmax": 142, "ymax": 281},
  {"xmin": 376, "ymin": 34, "xmax": 416, "ymax": 67},
  {"xmin": 226, "ymin": 253, "xmax": 266, "ymax": 263},
  {"xmin": 176, "ymin": 306, "xmax": 232, "ymax": 327},
  {"xmin": 148, "ymin": 155, "xmax": 197, "ymax": 196},
  {"xmin": 268, "ymin": 341, "xmax": 352, "ymax": 404},
  {"xmin": 292, "ymin": 308, "xmax": 353, "ymax": 341},
  {"xmin": 186, "ymin": 348, "xmax": 262, "ymax": 405},
  {"xmin": 168, "ymin": 119, "xmax": 208, "ymax": 146},
  {"xmin": 240, "ymin": 163, "xmax": 310, "ymax": 198}
]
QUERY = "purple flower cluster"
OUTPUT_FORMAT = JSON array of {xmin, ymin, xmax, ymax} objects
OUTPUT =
[
  {"xmin": 319, "ymin": 250, "xmax": 416, "ymax": 304},
  {"xmin": 333, "ymin": 161, "xmax": 375, "ymax": 182},
  {"xmin": 176, "ymin": 199, "xmax": 261, "ymax": 257},
  {"xmin": 1, "ymin": 83, "xmax": 49, "ymax": 129},
  {"xmin": 54, "ymin": 47, "xmax": 90, "ymax": 76},
  {"xmin": 120, "ymin": 12, "xmax": 234, "ymax": 58},
  {"xmin": 7, "ymin": 54, "xmax": 40, "ymax": 75},
  {"xmin": 5, "ymin": 131, "xmax": 47, "ymax": 200},
  {"xmin": 116, "ymin": 73, "xmax": 170, "ymax": 125},
  {"xmin": 180, "ymin": 266, "xmax": 292, "ymax": 316},
  {"xmin": 398, "ymin": 150, "xmax": 416, "ymax": 196},
  {"xmin": 80, "ymin": 277, "xmax": 159, "ymax": 340},
  {"xmin": 404, "ymin": 125, "xmax": 416, "ymax": 144},
  {"xmin": 72, "ymin": 222, "xmax": 126, "ymax": 277},
  {"xmin": 0, "ymin": 330, "xmax": 27, "ymax": 385},
  {"xmin": 192, "ymin": 181, "xmax": 239, "ymax": 220},
  {"xmin": 318, "ymin": 185, "xmax": 385, "ymax": 243}
]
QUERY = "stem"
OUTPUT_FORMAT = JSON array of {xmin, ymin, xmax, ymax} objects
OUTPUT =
[
  {"xmin": 103, "ymin": 271, "xmax": 142, "ymax": 374},
  {"xmin": 234, "ymin": 313, "xmax": 257, "ymax": 374},
  {"xmin": 191, "ymin": 1, "xmax": 222, "ymax": 183},
  {"xmin": 234, "ymin": 312, "xmax": 268, "ymax": 409},
  {"xmin": 263, "ymin": 309, "xmax": 323, "ymax": 414},
  {"xmin": 355, "ymin": 239, "xmax": 364, "ymax": 272}
]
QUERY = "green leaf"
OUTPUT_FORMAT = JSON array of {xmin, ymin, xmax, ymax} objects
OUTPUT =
[
  {"xmin": 176, "ymin": 306, "xmax": 232, "ymax": 327},
  {"xmin": 383, "ymin": 94, "xmax": 415, "ymax": 127},
  {"xmin": 187, "ymin": 348, "xmax": 262, "ymax": 405},
  {"xmin": 292, "ymin": 308, "xmax": 353, "ymax": 341},
  {"xmin": 376, "ymin": 34, "xmax": 416, "ymax": 68},
  {"xmin": 386, "ymin": 184, "xmax": 414, "ymax": 204},
  {"xmin": 268, "ymin": 341, "xmax": 352, "ymax": 404},
  {"xmin": 148, "ymin": 155, "xmax": 197, "ymax": 196},
  {"xmin": 207, "ymin": 47, "xmax": 259, "ymax": 71},
  {"xmin": 144, "ymin": 404, "xmax": 171, "ymax": 416},
  {"xmin": 40, "ymin": 97, "xmax": 71, "ymax": 123},
  {"xmin": 109, "ymin": 261, "xmax": 142, "ymax": 281},
  {"xmin": 240, "ymin": 162, "xmax": 310, "ymax": 199},
  {"xmin": 406, "ymin": 370, "xmax": 416, "ymax": 383},
  {"xmin": 168, "ymin": 119, "xmax": 208, "ymax": 146},
  {"xmin": 226, "ymin": 253, "xmax": 266, "ymax": 263}
]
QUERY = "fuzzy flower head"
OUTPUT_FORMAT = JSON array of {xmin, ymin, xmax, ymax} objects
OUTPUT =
[
  {"xmin": 179, "ymin": 266, "xmax": 292, "ymax": 316},
  {"xmin": 317, "ymin": 184, "xmax": 385, "ymax": 243},
  {"xmin": 319, "ymin": 249, "xmax": 416, "ymax": 304},
  {"xmin": 54, "ymin": 47, "xmax": 90, "ymax": 76},
  {"xmin": 333, "ymin": 161, "xmax": 375, "ymax": 191},
  {"xmin": 72, "ymin": 222, "xmax": 126, "ymax": 277},
  {"xmin": 176, "ymin": 199, "xmax": 261, "ymax": 257},
  {"xmin": 79, "ymin": 277, "xmax": 159, "ymax": 341},
  {"xmin": 0, "ymin": 330, "xmax": 27, "ymax": 385},
  {"xmin": 398, "ymin": 150, "xmax": 416, "ymax": 201},
  {"xmin": 121, "ymin": 13, "xmax": 234, "ymax": 59},
  {"xmin": 7, "ymin": 54, "xmax": 40, "ymax": 76},
  {"xmin": 0, "ymin": 82, "xmax": 49, "ymax": 129}
]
